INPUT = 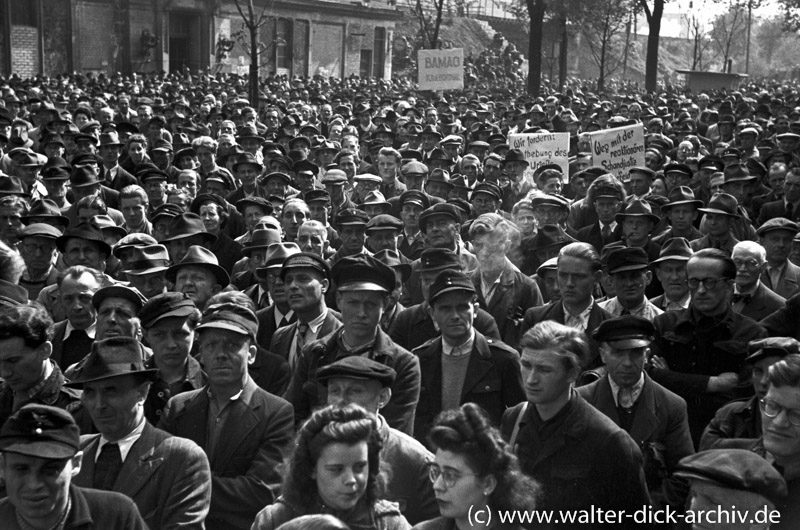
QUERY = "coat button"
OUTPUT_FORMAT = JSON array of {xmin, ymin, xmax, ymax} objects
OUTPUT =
[{"xmin": 485, "ymin": 385, "xmax": 491, "ymax": 390}]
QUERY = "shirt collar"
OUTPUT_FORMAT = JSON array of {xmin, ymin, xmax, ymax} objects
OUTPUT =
[
  {"xmin": 563, "ymin": 297, "xmax": 594, "ymax": 330},
  {"xmin": 64, "ymin": 320, "xmax": 96, "ymax": 340},
  {"xmin": 664, "ymin": 291, "xmax": 691, "ymax": 311},
  {"xmin": 608, "ymin": 373, "xmax": 645, "ymax": 407},
  {"xmin": 306, "ymin": 309, "xmax": 329, "ymax": 334},
  {"xmin": 97, "ymin": 416, "xmax": 146, "ymax": 462},
  {"xmin": 274, "ymin": 307, "xmax": 294, "ymax": 327},
  {"xmin": 442, "ymin": 329, "xmax": 475, "ymax": 356},
  {"xmin": 734, "ymin": 281, "xmax": 760, "ymax": 296}
]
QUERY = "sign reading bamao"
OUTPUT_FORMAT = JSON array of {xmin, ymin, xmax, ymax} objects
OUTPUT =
[
  {"xmin": 508, "ymin": 132, "xmax": 570, "ymax": 181},
  {"xmin": 582, "ymin": 124, "xmax": 646, "ymax": 181},
  {"xmin": 418, "ymin": 48, "xmax": 464, "ymax": 91}
]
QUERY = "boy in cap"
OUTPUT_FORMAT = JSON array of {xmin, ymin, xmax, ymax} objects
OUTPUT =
[
  {"xmin": 316, "ymin": 356, "xmax": 438, "ymax": 525},
  {"xmin": 581, "ymin": 315, "xmax": 693, "ymax": 506},
  {"xmin": 160, "ymin": 302, "xmax": 294, "ymax": 530},
  {"xmin": 283, "ymin": 254, "xmax": 421, "ymax": 436},
  {"xmin": 0, "ymin": 404, "xmax": 148, "ymax": 529}
]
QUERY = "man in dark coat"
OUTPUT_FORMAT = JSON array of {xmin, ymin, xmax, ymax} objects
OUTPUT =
[
  {"xmin": 0, "ymin": 404, "xmax": 148, "ymax": 530},
  {"xmin": 731, "ymin": 240, "xmax": 786, "ymax": 322}
]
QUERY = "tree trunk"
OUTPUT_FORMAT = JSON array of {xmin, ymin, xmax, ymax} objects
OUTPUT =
[
  {"xmin": 250, "ymin": 23, "xmax": 259, "ymax": 105},
  {"xmin": 598, "ymin": 12, "xmax": 609, "ymax": 93},
  {"xmin": 642, "ymin": 0, "xmax": 663, "ymax": 92},
  {"xmin": 558, "ymin": 13, "xmax": 568, "ymax": 88},
  {"xmin": 432, "ymin": 0, "xmax": 445, "ymax": 48},
  {"xmin": 527, "ymin": 0, "xmax": 546, "ymax": 96}
]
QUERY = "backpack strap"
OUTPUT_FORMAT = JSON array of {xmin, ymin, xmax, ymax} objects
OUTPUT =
[{"xmin": 508, "ymin": 401, "xmax": 529, "ymax": 449}]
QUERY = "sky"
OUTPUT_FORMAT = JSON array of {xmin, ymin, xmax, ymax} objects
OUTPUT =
[{"xmin": 647, "ymin": 0, "xmax": 782, "ymax": 37}]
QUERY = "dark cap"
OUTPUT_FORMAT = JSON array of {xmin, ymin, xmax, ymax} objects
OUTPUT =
[
  {"xmin": 418, "ymin": 248, "xmax": 461, "ymax": 272},
  {"xmin": 472, "ymin": 182, "xmax": 502, "ymax": 202},
  {"xmin": 607, "ymin": 246, "xmax": 649, "ymax": 274},
  {"xmin": 91, "ymin": 285, "xmax": 147, "ymax": 312},
  {"xmin": 19, "ymin": 222, "xmax": 62, "ymax": 240},
  {"xmin": 332, "ymin": 255, "xmax": 395, "ymax": 292},
  {"xmin": 366, "ymin": 214, "xmax": 403, "ymax": 234},
  {"xmin": 530, "ymin": 194, "xmax": 569, "ymax": 211},
  {"xmin": 316, "ymin": 356, "xmax": 397, "ymax": 388},
  {"xmin": 55, "ymin": 222, "xmax": 111, "ymax": 256},
  {"xmin": 373, "ymin": 249, "xmax": 412, "ymax": 283},
  {"xmin": 675, "ymin": 449, "xmax": 787, "ymax": 507},
  {"xmin": 418, "ymin": 203, "xmax": 462, "ymax": 233},
  {"xmin": 699, "ymin": 193, "xmax": 740, "ymax": 218},
  {"xmin": 196, "ymin": 302, "xmax": 259, "ymax": 340},
  {"xmin": 281, "ymin": 252, "xmax": 331, "ymax": 281},
  {"xmin": 0, "ymin": 404, "xmax": 80, "ymax": 459},
  {"xmin": 757, "ymin": 217, "xmax": 798, "ymax": 237},
  {"xmin": 66, "ymin": 336, "xmax": 158, "ymax": 387},
  {"xmin": 652, "ymin": 237, "xmax": 693, "ymax": 264},
  {"xmin": 138, "ymin": 292, "xmax": 198, "ymax": 329},
  {"xmin": 398, "ymin": 190, "xmax": 430, "ymax": 210},
  {"xmin": 335, "ymin": 208, "xmax": 369, "ymax": 227},
  {"xmin": 746, "ymin": 337, "xmax": 800, "ymax": 364},
  {"xmin": 592, "ymin": 314, "xmax": 654, "ymax": 349},
  {"xmin": 428, "ymin": 269, "xmax": 476, "ymax": 305}
]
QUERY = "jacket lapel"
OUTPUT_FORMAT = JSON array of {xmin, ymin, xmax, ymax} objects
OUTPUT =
[
  {"xmin": 627, "ymin": 376, "xmax": 660, "ymax": 444},
  {"xmin": 74, "ymin": 435, "xmax": 101, "ymax": 488},
  {"xmin": 460, "ymin": 337, "xmax": 494, "ymax": 400},
  {"xmin": 114, "ymin": 423, "xmax": 164, "ymax": 498},
  {"xmin": 594, "ymin": 377, "xmax": 621, "ymax": 425},
  {"xmin": 175, "ymin": 390, "xmax": 210, "ymax": 449},
  {"xmin": 211, "ymin": 379, "xmax": 261, "ymax": 470}
]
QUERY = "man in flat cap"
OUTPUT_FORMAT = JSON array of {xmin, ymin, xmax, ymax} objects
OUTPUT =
[
  {"xmin": 284, "ymin": 254, "xmax": 421, "ymax": 435},
  {"xmin": 68, "ymin": 336, "xmax": 212, "ymax": 530},
  {"xmin": 160, "ymin": 303, "xmax": 294, "ymax": 530},
  {"xmin": 675, "ymin": 450, "xmax": 785, "ymax": 529},
  {"xmin": 0, "ymin": 404, "xmax": 148, "ymax": 529},
  {"xmin": 316, "ymin": 356, "xmax": 438, "ymax": 525},
  {"xmin": 599, "ymin": 247, "xmax": 663, "ymax": 320},
  {"xmin": 270, "ymin": 253, "xmax": 341, "ymax": 369},
  {"xmin": 581, "ymin": 315, "xmax": 693, "ymax": 507}
]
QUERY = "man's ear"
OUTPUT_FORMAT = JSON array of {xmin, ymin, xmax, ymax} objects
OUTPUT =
[
  {"xmin": 38, "ymin": 341, "xmax": 53, "ymax": 361},
  {"xmin": 71, "ymin": 451, "xmax": 84, "ymax": 476},
  {"xmin": 321, "ymin": 279, "xmax": 330, "ymax": 294},
  {"xmin": 377, "ymin": 387, "xmax": 392, "ymax": 409},
  {"xmin": 247, "ymin": 345, "xmax": 257, "ymax": 365}
]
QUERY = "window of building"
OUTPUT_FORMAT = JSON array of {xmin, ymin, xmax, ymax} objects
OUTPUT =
[{"xmin": 373, "ymin": 27, "xmax": 386, "ymax": 79}]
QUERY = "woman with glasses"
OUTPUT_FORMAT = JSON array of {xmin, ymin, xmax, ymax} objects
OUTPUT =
[
  {"xmin": 414, "ymin": 403, "xmax": 539, "ymax": 530},
  {"xmin": 252, "ymin": 403, "xmax": 411, "ymax": 530}
]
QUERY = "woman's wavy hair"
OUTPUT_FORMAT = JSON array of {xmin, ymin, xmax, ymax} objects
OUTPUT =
[
  {"xmin": 428, "ymin": 403, "xmax": 540, "ymax": 514},
  {"xmin": 281, "ymin": 404, "xmax": 385, "ymax": 514}
]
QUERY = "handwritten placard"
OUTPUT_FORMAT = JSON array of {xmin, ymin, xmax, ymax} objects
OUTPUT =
[
  {"xmin": 508, "ymin": 132, "xmax": 570, "ymax": 182},
  {"xmin": 582, "ymin": 124, "xmax": 646, "ymax": 182},
  {"xmin": 418, "ymin": 48, "xmax": 464, "ymax": 91}
]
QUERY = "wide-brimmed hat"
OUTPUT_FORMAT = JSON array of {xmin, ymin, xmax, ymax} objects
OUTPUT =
[
  {"xmin": 614, "ymin": 199, "xmax": 660, "ymax": 226},
  {"xmin": 21, "ymin": 199, "xmax": 69, "ymax": 229},
  {"xmin": 122, "ymin": 244, "xmax": 170, "ymax": 276},
  {"xmin": 55, "ymin": 222, "xmax": 111, "ymax": 256},
  {"xmin": 233, "ymin": 152, "xmax": 263, "ymax": 173},
  {"xmin": 90, "ymin": 215, "xmax": 128, "ymax": 240},
  {"xmin": 607, "ymin": 246, "xmax": 650, "ymax": 274},
  {"xmin": 362, "ymin": 191, "xmax": 391, "ymax": 210},
  {"xmin": 652, "ymin": 237, "xmax": 693, "ymax": 264},
  {"xmin": 235, "ymin": 124, "xmax": 264, "ymax": 142},
  {"xmin": 723, "ymin": 163, "xmax": 756, "ymax": 184},
  {"xmin": 161, "ymin": 213, "xmax": 217, "ymax": 244},
  {"xmin": 69, "ymin": 166, "xmax": 102, "ymax": 188},
  {"xmin": 242, "ymin": 228, "xmax": 282, "ymax": 256},
  {"xmin": 166, "ymin": 245, "xmax": 230, "ymax": 287},
  {"xmin": 662, "ymin": 186, "xmax": 703, "ymax": 210},
  {"xmin": 699, "ymin": 193, "xmax": 740, "ymax": 218},
  {"xmin": 65, "ymin": 337, "xmax": 158, "ymax": 387},
  {"xmin": 256, "ymin": 242, "xmax": 301, "ymax": 278},
  {"xmin": 98, "ymin": 131, "xmax": 123, "ymax": 147}
]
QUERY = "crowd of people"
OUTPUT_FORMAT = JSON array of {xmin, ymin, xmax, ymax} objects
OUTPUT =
[{"xmin": 0, "ymin": 69, "xmax": 798, "ymax": 529}]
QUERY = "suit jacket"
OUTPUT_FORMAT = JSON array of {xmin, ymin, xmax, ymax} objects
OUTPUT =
[
  {"xmin": 50, "ymin": 320, "xmax": 94, "ymax": 371},
  {"xmin": 761, "ymin": 259, "xmax": 800, "ymax": 300},
  {"xmin": 159, "ymin": 376, "xmax": 295, "ymax": 530},
  {"xmin": 521, "ymin": 300, "xmax": 614, "ymax": 368},
  {"xmin": 757, "ymin": 198, "xmax": 800, "ymax": 226},
  {"xmin": 577, "ymin": 374, "xmax": 694, "ymax": 496},
  {"xmin": 269, "ymin": 309, "xmax": 342, "ymax": 363},
  {"xmin": 412, "ymin": 332, "xmax": 525, "ymax": 442},
  {"xmin": 576, "ymin": 222, "xmax": 623, "ymax": 254},
  {"xmin": 75, "ymin": 422, "xmax": 211, "ymax": 530},
  {"xmin": 734, "ymin": 282, "xmax": 786, "ymax": 322},
  {"xmin": 104, "ymin": 166, "xmax": 138, "ymax": 191},
  {"xmin": 389, "ymin": 302, "xmax": 500, "ymax": 352},
  {"xmin": 255, "ymin": 305, "xmax": 296, "ymax": 351},
  {"xmin": 470, "ymin": 265, "xmax": 543, "ymax": 350}
]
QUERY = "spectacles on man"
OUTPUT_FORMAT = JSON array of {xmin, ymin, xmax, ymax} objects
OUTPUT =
[
  {"xmin": 760, "ymin": 398, "xmax": 800, "ymax": 426},
  {"xmin": 686, "ymin": 277, "xmax": 727, "ymax": 290},
  {"xmin": 427, "ymin": 463, "xmax": 478, "ymax": 488}
]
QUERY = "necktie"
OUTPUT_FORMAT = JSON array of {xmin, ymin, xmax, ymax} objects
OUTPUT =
[
  {"xmin": 620, "ymin": 308, "xmax": 631, "ymax": 316},
  {"xmin": 732, "ymin": 293, "xmax": 752, "ymax": 304},
  {"xmin": 619, "ymin": 387, "xmax": 634, "ymax": 408},
  {"xmin": 769, "ymin": 266, "xmax": 782, "ymax": 290},
  {"xmin": 278, "ymin": 315, "xmax": 290, "ymax": 328},
  {"xmin": 94, "ymin": 442, "xmax": 122, "ymax": 491},
  {"xmin": 292, "ymin": 322, "xmax": 309, "ymax": 369},
  {"xmin": 788, "ymin": 203, "xmax": 794, "ymax": 220},
  {"xmin": 601, "ymin": 224, "xmax": 611, "ymax": 243}
]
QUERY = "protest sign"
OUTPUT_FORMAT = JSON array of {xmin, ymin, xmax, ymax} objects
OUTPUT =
[
  {"xmin": 583, "ymin": 124, "xmax": 646, "ymax": 181},
  {"xmin": 508, "ymin": 132, "xmax": 570, "ymax": 181},
  {"xmin": 418, "ymin": 48, "xmax": 464, "ymax": 91}
]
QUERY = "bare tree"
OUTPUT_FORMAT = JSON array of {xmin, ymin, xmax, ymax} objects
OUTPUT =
[
  {"xmin": 231, "ymin": 0, "xmax": 272, "ymax": 104},
  {"xmin": 708, "ymin": 1, "xmax": 751, "ymax": 71},
  {"xmin": 581, "ymin": 0, "xmax": 634, "ymax": 92},
  {"xmin": 683, "ymin": 4, "xmax": 713, "ymax": 69},
  {"xmin": 404, "ymin": 0, "xmax": 448, "ymax": 49}
]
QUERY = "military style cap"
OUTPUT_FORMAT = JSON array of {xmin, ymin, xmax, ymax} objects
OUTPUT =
[
  {"xmin": 592, "ymin": 314, "xmax": 654, "ymax": 349},
  {"xmin": 398, "ymin": 190, "xmax": 429, "ymax": 209},
  {"xmin": 281, "ymin": 252, "xmax": 331, "ymax": 281},
  {"xmin": 756, "ymin": 217, "xmax": 798, "ymax": 237},
  {"xmin": 92, "ymin": 285, "xmax": 147, "ymax": 312},
  {"xmin": 336, "ymin": 208, "xmax": 369, "ymax": 227},
  {"xmin": 197, "ymin": 302, "xmax": 259, "ymax": 340},
  {"xmin": 66, "ymin": 337, "xmax": 158, "ymax": 387},
  {"xmin": 607, "ymin": 246, "xmax": 649, "ymax": 275},
  {"xmin": 428, "ymin": 269, "xmax": 476, "ymax": 304},
  {"xmin": 317, "ymin": 356, "xmax": 397, "ymax": 388},
  {"xmin": 332, "ymin": 254, "xmax": 395, "ymax": 292},
  {"xmin": 472, "ymin": 182, "xmax": 503, "ymax": 202},
  {"xmin": 531, "ymin": 193, "xmax": 569, "ymax": 211},
  {"xmin": 0, "ymin": 404, "xmax": 80, "ymax": 459},
  {"xmin": 304, "ymin": 189, "xmax": 330, "ymax": 204},
  {"xmin": 593, "ymin": 185, "xmax": 623, "ymax": 201},
  {"xmin": 418, "ymin": 203, "xmax": 462, "ymax": 233},
  {"xmin": 674, "ymin": 449, "xmax": 787, "ymax": 507},
  {"xmin": 139, "ymin": 292, "xmax": 198, "ymax": 329},
  {"xmin": 663, "ymin": 163, "xmax": 693, "ymax": 178},
  {"xmin": 418, "ymin": 248, "xmax": 461, "ymax": 272}
]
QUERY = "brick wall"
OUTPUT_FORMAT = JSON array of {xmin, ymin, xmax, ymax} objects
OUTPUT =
[{"xmin": 10, "ymin": 26, "xmax": 39, "ymax": 78}]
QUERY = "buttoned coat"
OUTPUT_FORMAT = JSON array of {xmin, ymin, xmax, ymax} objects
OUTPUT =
[
  {"xmin": 470, "ymin": 266, "xmax": 543, "ymax": 350},
  {"xmin": 389, "ymin": 302, "xmax": 500, "ymax": 352},
  {"xmin": 412, "ymin": 331, "xmax": 525, "ymax": 442},
  {"xmin": 760, "ymin": 259, "xmax": 800, "ymax": 300},
  {"xmin": 159, "ymin": 376, "xmax": 295, "ymax": 530},
  {"xmin": 74, "ymin": 422, "xmax": 211, "ymax": 530}
]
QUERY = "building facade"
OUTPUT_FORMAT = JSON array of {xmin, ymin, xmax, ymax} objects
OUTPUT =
[{"xmin": 0, "ymin": 0, "xmax": 398, "ymax": 79}]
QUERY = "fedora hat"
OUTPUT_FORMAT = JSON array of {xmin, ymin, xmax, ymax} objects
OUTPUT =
[
  {"xmin": 362, "ymin": 190, "xmax": 391, "ymax": 209},
  {"xmin": 166, "ymin": 245, "xmax": 230, "ymax": 287},
  {"xmin": 69, "ymin": 166, "xmax": 102, "ymax": 188},
  {"xmin": 122, "ymin": 244, "xmax": 170, "ymax": 275},
  {"xmin": 90, "ymin": 214, "xmax": 128, "ymax": 240},
  {"xmin": 256, "ymin": 242, "xmax": 301, "ymax": 278},
  {"xmin": 722, "ymin": 163, "xmax": 756, "ymax": 184},
  {"xmin": 65, "ymin": 336, "xmax": 158, "ymax": 387},
  {"xmin": 503, "ymin": 149, "xmax": 529, "ymax": 165},
  {"xmin": 21, "ymin": 199, "xmax": 69, "ymax": 229},
  {"xmin": 699, "ymin": 193, "xmax": 740, "ymax": 218},
  {"xmin": 233, "ymin": 152, "xmax": 263, "ymax": 173},
  {"xmin": 55, "ymin": 222, "xmax": 111, "ymax": 256},
  {"xmin": 373, "ymin": 249, "xmax": 412, "ymax": 283},
  {"xmin": 663, "ymin": 186, "xmax": 703, "ymax": 210},
  {"xmin": 235, "ymin": 124, "xmax": 263, "ymax": 142},
  {"xmin": 161, "ymin": 213, "xmax": 217, "ymax": 244},
  {"xmin": 0, "ymin": 176, "xmax": 29, "ymax": 197},
  {"xmin": 98, "ymin": 131, "xmax": 123, "ymax": 147},
  {"xmin": 652, "ymin": 237, "xmax": 693, "ymax": 264},
  {"xmin": 615, "ymin": 199, "xmax": 660, "ymax": 225},
  {"xmin": 242, "ymin": 228, "xmax": 281, "ymax": 256}
]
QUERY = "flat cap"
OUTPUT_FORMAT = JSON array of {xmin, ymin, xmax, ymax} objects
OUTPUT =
[
  {"xmin": 197, "ymin": 302, "xmax": 259, "ymax": 340},
  {"xmin": 607, "ymin": 246, "xmax": 649, "ymax": 274},
  {"xmin": 746, "ymin": 337, "xmax": 800, "ymax": 364},
  {"xmin": 401, "ymin": 161, "xmax": 429, "ymax": 176},
  {"xmin": 332, "ymin": 254, "xmax": 395, "ymax": 292},
  {"xmin": 418, "ymin": 248, "xmax": 461, "ymax": 272},
  {"xmin": 322, "ymin": 169, "xmax": 348, "ymax": 185},
  {"xmin": 138, "ymin": 292, "xmax": 198, "ymax": 329},
  {"xmin": 317, "ymin": 356, "xmax": 397, "ymax": 388},
  {"xmin": 91, "ymin": 285, "xmax": 147, "ymax": 312},
  {"xmin": 675, "ymin": 449, "xmax": 787, "ymax": 507},
  {"xmin": 531, "ymin": 194, "xmax": 569, "ymax": 211},
  {"xmin": 592, "ymin": 314, "xmax": 654, "ymax": 349},
  {"xmin": 0, "ymin": 404, "xmax": 80, "ymax": 459},
  {"xmin": 280, "ymin": 252, "xmax": 330, "ymax": 281},
  {"xmin": 418, "ymin": 203, "xmax": 461, "ymax": 233},
  {"xmin": 428, "ymin": 269, "xmax": 475, "ymax": 305},
  {"xmin": 366, "ymin": 214, "xmax": 403, "ymax": 233},
  {"xmin": 757, "ymin": 217, "xmax": 798, "ymax": 237}
]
